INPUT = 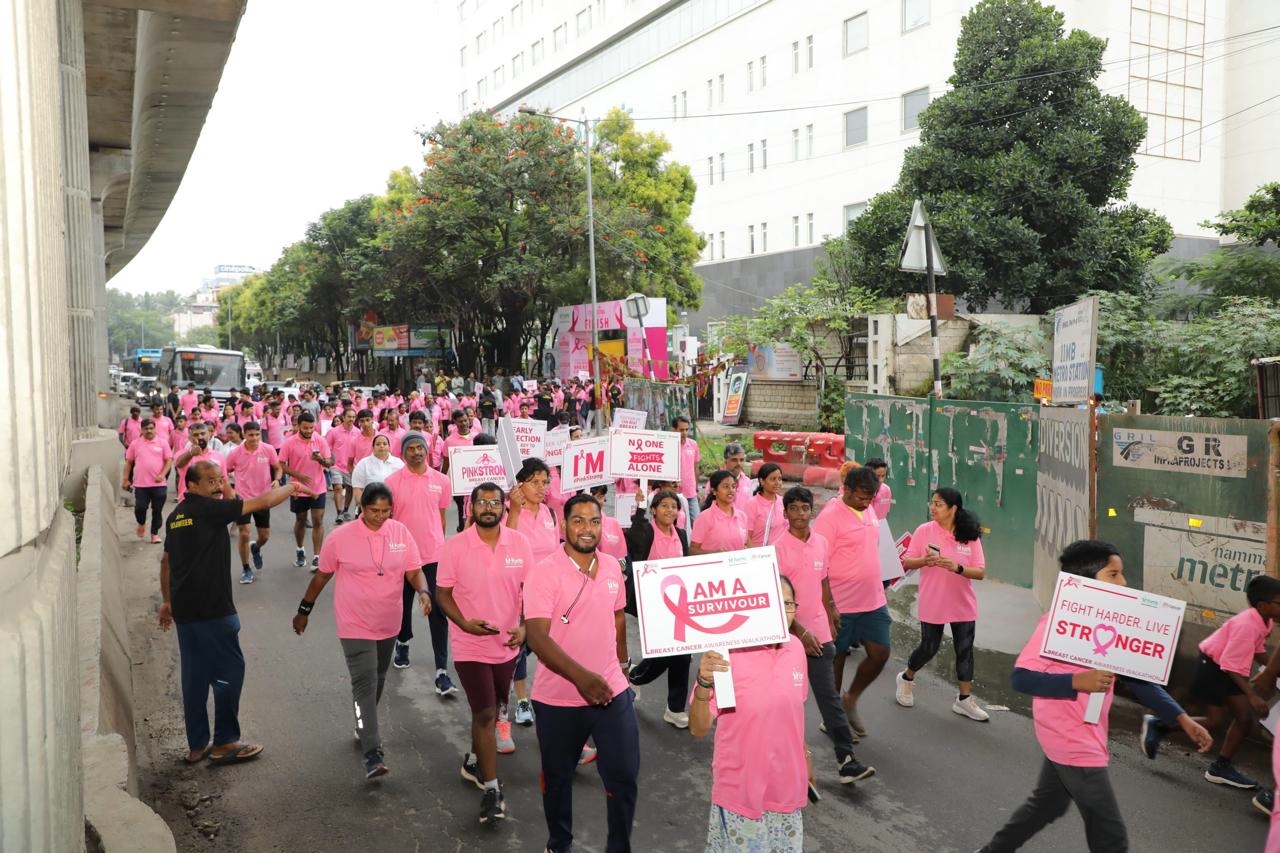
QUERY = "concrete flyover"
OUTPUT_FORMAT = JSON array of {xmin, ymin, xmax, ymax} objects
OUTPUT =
[{"xmin": 0, "ymin": 2, "xmax": 244, "ymax": 851}]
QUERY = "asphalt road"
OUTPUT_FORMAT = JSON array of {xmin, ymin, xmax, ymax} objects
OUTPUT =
[{"xmin": 127, "ymin": 498, "xmax": 1273, "ymax": 853}]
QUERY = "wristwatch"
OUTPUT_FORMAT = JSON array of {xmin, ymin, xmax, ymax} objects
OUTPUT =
[{"xmin": 955, "ymin": 564, "xmax": 965, "ymax": 575}]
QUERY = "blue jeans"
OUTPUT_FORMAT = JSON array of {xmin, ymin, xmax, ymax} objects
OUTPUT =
[
  {"xmin": 175, "ymin": 613, "xmax": 245, "ymax": 751},
  {"xmin": 534, "ymin": 689, "xmax": 640, "ymax": 853}
]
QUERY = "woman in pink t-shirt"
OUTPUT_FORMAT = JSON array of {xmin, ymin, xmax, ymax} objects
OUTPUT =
[
  {"xmin": 745, "ymin": 463, "xmax": 786, "ymax": 548},
  {"xmin": 897, "ymin": 487, "xmax": 990, "ymax": 721},
  {"xmin": 691, "ymin": 575, "xmax": 812, "ymax": 850},
  {"xmin": 690, "ymin": 470, "xmax": 749, "ymax": 555},
  {"xmin": 292, "ymin": 484, "xmax": 429, "ymax": 781}
]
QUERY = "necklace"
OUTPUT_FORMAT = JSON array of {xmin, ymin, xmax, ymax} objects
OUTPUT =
[{"xmin": 366, "ymin": 528, "xmax": 394, "ymax": 576}]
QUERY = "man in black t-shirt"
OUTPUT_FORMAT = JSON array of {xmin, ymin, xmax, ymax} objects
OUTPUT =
[{"xmin": 159, "ymin": 460, "xmax": 296, "ymax": 765}]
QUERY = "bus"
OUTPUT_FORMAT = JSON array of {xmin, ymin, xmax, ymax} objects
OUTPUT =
[
  {"xmin": 123, "ymin": 347, "xmax": 164, "ymax": 378},
  {"xmin": 156, "ymin": 345, "xmax": 247, "ymax": 404}
]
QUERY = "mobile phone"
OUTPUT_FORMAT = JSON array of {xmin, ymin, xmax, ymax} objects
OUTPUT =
[{"xmin": 927, "ymin": 544, "xmax": 941, "ymax": 557}]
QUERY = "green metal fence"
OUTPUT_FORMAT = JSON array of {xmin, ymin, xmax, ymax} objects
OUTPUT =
[
  {"xmin": 622, "ymin": 379, "xmax": 698, "ymax": 438},
  {"xmin": 845, "ymin": 393, "xmax": 1041, "ymax": 587}
]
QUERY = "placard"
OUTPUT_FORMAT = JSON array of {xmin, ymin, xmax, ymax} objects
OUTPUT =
[
  {"xmin": 1040, "ymin": 571, "xmax": 1186, "ymax": 684},
  {"xmin": 447, "ymin": 446, "xmax": 509, "ymax": 496},
  {"xmin": 608, "ymin": 428, "xmax": 680, "ymax": 480},
  {"xmin": 633, "ymin": 546, "xmax": 789, "ymax": 658},
  {"xmin": 543, "ymin": 427, "xmax": 570, "ymax": 464},
  {"xmin": 523, "ymin": 379, "xmax": 539, "ymax": 393},
  {"xmin": 611, "ymin": 408, "xmax": 648, "ymax": 430},
  {"xmin": 507, "ymin": 417, "xmax": 546, "ymax": 461},
  {"xmin": 577, "ymin": 370, "xmax": 590, "ymax": 383},
  {"xmin": 877, "ymin": 519, "xmax": 904, "ymax": 582},
  {"xmin": 562, "ymin": 435, "xmax": 612, "ymax": 491},
  {"xmin": 616, "ymin": 493, "xmax": 637, "ymax": 529}
]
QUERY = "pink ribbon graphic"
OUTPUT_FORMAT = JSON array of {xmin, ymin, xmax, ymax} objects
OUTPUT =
[
  {"xmin": 661, "ymin": 576, "xmax": 749, "ymax": 642},
  {"xmin": 1092, "ymin": 623, "xmax": 1118, "ymax": 656}
]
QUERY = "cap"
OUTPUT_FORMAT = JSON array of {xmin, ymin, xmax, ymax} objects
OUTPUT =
[{"xmin": 401, "ymin": 430, "xmax": 428, "ymax": 454}]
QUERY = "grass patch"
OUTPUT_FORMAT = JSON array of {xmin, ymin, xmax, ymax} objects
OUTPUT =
[{"xmin": 696, "ymin": 432, "xmax": 757, "ymax": 477}]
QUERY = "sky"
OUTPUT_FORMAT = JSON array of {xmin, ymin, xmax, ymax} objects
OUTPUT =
[{"xmin": 110, "ymin": 0, "xmax": 457, "ymax": 295}]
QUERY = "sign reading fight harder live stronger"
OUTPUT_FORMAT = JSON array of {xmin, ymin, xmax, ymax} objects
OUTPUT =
[{"xmin": 633, "ymin": 547, "xmax": 789, "ymax": 658}]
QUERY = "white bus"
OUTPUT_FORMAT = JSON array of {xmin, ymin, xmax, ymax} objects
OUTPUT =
[{"xmin": 156, "ymin": 345, "xmax": 247, "ymax": 404}]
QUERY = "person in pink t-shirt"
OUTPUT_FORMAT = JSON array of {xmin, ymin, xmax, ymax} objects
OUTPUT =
[
  {"xmin": 436, "ymin": 482, "xmax": 534, "ymax": 824},
  {"xmin": 277, "ymin": 412, "xmax": 333, "ymax": 571},
  {"xmin": 1190, "ymin": 574, "xmax": 1280, "ymax": 790},
  {"xmin": 148, "ymin": 402, "xmax": 175, "ymax": 444},
  {"xmin": 896, "ymin": 487, "xmax": 990, "ymax": 722},
  {"xmin": 292, "ymin": 484, "xmax": 428, "ymax": 781},
  {"xmin": 327, "ymin": 408, "xmax": 358, "ymax": 524},
  {"xmin": 123, "ymin": 419, "xmax": 173, "ymax": 542},
  {"xmin": 674, "ymin": 415, "xmax": 701, "ymax": 533},
  {"xmin": 442, "ymin": 410, "xmax": 475, "ymax": 532},
  {"xmin": 506, "ymin": 458, "xmax": 561, "ymax": 725},
  {"xmin": 978, "ymin": 541, "xmax": 1211, "ymax": 853},
  {"xmin": 173, "ymin": 421, "xmax": 223, "ymax": 502},
  {"xmin": 523, "ymin": 494, "xmax": 638, "ymax": 853},
  {"xmin": 690, "ymin": 470, "xmax": 749, "ymax": 555},
  {"xmin": 744, "ymin": 463, "xmax": 786, "ymax": 548},
  {"xmin": 865, "ymin": 458, "xmax": 892, "ymax": 522},
  {"xmin": 224, "ymin": 424, "xmax": 281, "ymax": 584},
  {"xmin": 690, "ymin": 576, "xmax": 811, "ymax": 849},
  {"xmin": 118, "ymin": 405, "xmax": 143, "ymax": 447}
]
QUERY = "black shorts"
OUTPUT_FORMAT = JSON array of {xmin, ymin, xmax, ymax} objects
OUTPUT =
[
  {"xmin": 290, "ymin": 494, "xmax": 327, "ymax": 513},
  {"xmin": 1191, "ymin": 653, "xmax": 1244, "ymax": 706},
  {"xmin": 236, "ymin": 509, "xmax": 271, "ymax": 529}
]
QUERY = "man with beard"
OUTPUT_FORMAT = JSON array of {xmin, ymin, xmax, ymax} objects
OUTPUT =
[{"xmin": 436, "ymin": 482, "xmax": 535, "ymax": 824}]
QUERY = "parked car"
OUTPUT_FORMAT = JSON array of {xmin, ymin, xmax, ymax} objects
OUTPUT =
[{"xmin": 117, "ymin": 372, "xmax": 141, "ymax": 397}]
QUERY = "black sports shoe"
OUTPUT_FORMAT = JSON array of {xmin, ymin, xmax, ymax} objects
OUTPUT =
[
  {"xmin": 1253, "ymin": 788, "xmax": 1274, "ymax": 815},
  {"xmin": 249, "ymin": 541, "xmax": 263, "ymax": 570},
  {"xmin": 461, "ymin": 752, "xmax": 483, "ymax": 790},
  {"xmin": 479, "ymin": 785, "xmax": 506, "ymax": 823},
  {"xmin": 838, "ymin": 755, "xmax": 876, "ymax": 784},
  {"xmin": 393, "ymin": 641, "xmax": 410, "ymax": 669},
  {"xmin": 364, "ymin": 749, "xmax": 388, "ymax": 780}
]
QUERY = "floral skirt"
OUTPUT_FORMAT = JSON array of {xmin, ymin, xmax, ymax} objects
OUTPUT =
[{"xmin": 705, "ymin": 803, "xmax": 804, "ymax": 852}]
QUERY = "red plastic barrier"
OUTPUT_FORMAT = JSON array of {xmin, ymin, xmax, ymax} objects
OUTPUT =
[{"xmin": 753, "ymin": 431, "xmax": 846, "ymax": 470}]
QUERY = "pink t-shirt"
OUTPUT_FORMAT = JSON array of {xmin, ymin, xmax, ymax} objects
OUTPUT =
[
  {"xmin": 125, "ymin": 436, "xmax": 172, "ymax": 488},
  {"xmin": 811, "ymin": 498, "xmax": 884, "ymax": 614},
  {"xmin": 169, "ymin": 427, "xmax": 188, "ymax": 456},
  {"xmin": 385, "ymin": 466, "xmax": 452, "ymax": 564},
  {"xmin": 225, "ymin": 442, "xmax": 279, "ymax": 499},
  {"xmin": 511, "ymin": 502, "xmax": 560, "ymax": 564},
  {"xmin": 119, "ymin": 417, "xmax": 143, "ymax": 445},
  {"xmin": 318, "ymin": 518, "xmax": 423, "ymax": 640},
  {"xmin": 278, "ymin": 433, "xmax": 331, "ymax": 497},
  {"xmin": 905, "ymin": 521, "xmax": 984, "ymax": 624},
  {"xmin": 598, "ymin": 515, "xmax": 627, "ymax": 560},
  {"xmin": 679, "ymin": 438, "xmax": 700, "ymax": 499},
  {"xmin": 262, "ymin": 412, "xmax": 289, "ymax": 448},
  {"xmin": 328, "ymin": 425, "xmax": 358, "ymax": 474},
  {"xmin": 647, "ymin": 520, "xmax": 685, "ymax": 559},
  {"xmin": 348, "ymin": 431, "xmax": 377, "ymax": 471},
  {"xmin": 437, "ymin": 525, "xmax": 533, "ymax": 664},
  {"xmin": 691, "ymin": 504, "xmax": 749, "ymax": 553},
  {"xmin": 1200, "ymin": 607, "xmax": 1271, "ymax": 677},
  {"xmin": 545, "ymin": 467, "xmax": 569, "ymax": 516},
  {"xmin": 1016, "ymin": 613, "xmax": 1114, "ymax": 767},
  {"xmin": 775, "ymin": 530, "xmax": 832, "ymax": 644},
  {"xmin": 176, "ymin": 447, "xmax": 222, "ymax": 500},
  {"xmin": 150, "ymin": 415, "xmax": 175, "ymax": 443},
  {"xmin": 699, "ymin": 638, "xmax": 809, "ymax": 820},
  {"xmin": 179, "ymin": 392, "xmax": 199, "ymax": 418},
  {"xmin": 522, "ymin": 549, "xmax": 629, "ymax": 707},
  {"xmin": 872, "ymin": 481, "xmax": 892, "ymax": 520},
  {"xmin": 744, "ymin": 493, "xmax": 786, "ymax": 548},
  {"xmin": 379, "ymin": 426, "xmax": 408, "ymax": 458}
]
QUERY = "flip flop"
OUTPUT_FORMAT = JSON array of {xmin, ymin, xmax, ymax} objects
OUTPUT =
[
  {"xmin": 208, "ymin": 742, "xmax": 264, "ymax": 766},
  {"xmin": 183, "ymin": 746, "xmax": 212, "ymax": 764}
]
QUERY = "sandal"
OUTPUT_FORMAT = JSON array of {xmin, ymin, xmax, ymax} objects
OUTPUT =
[
  {"xmin": 208, "ymin": 742, "xmax": 264, "ymax": 766},
  {"xmin": 183, "ymin": 746, "xmax": 212, "ymax": 764}
]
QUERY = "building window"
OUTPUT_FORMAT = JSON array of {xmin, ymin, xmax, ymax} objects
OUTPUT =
[
  {"xmin": 553, "ymin": 23, "xmax": 567, "ymax": 50},
  {"xmin": 806, "ymin": 212, "xmax": 814, "ymax": 244},
  {"xmin": 791, "ymin": 128, "xmax": 799, "ymax": 160},
  {"xmin": 747, "ymin": 143, "xmax": 754, "ymax": 174},
  {"xmin": 902, "ymin": 87, "xmax": 929, "ymax": 131},
  {"xmin": 477, "ymin": 76, "xmax": 487, "ymax": 101},
  {"xmin": 458, "ymin": 89, "xmax": 468, "ymax": 112},
  {"xmin": 706, "ymin": 78, "xmax": 714, "ymax": 110},
  {"xmin": 681, "ymin": 90, "xmax": 688, "ymax": 117},
  {"xmin": 477, "ymin": 31, "xmax": 487, "ymax": 53},
  {"xmin": 718, "ymin": 152, "xmax": 725, "ymax": 181},
  {"xmin": 792, "ymin": 215, "xmax": 800, "ymax": 247},
  {"xmin": 903, "ymin": 0, "xmax": 929, "ymax": 32},
  {"xmin": 576, "ymin": 7, "xmax": 591, "ymax": 36},
  {"xmin": 748, "ymin": 225, "xmax": 755, "ymax": 255},
  {"xmin": 806, "ymin": 35, "xmax": 814, "ymax": 68},
  {"xmin": 759, "ymin": 55, "xmax": 767, "ymax": 87},
  {"xmin": 760, "ymin": 222, "xmax": 768, "ymax": 252},
  {"xmin": 511, "ymin": 2, "xmax": 523, "ymax": 27},
  {"xmin": 460, "ymin": 45, "xmax": 468, "ymax": 67},
  {"xmin": 531, "ymin": 38, "xmax": 544, "ymax": 64},
  {"xmin": 672, "ymin": 94, "xmax": 678, "ymax": 120},
  {"xmin": 844, "ymin": 107, "xmax": 868, "ymax": 147},
  {"xmin": 718, "ymin": 73, "xmax": 725, "ymax": 103},
  {"xmin": 596, "ymin": 0, "xmax": 606, "ymax": 19},
  {"xmin": 844, "ymin": 202, "xmax": 868, "ymax": 225},
  {"xmin": 494, "ymin": 65, "xmax": 505, "ymax": 88},
  {"xmin": 792, "ymin": 40, "xmax": 799, "ymax": 74},
  {"xmin": 707, "ymin": 157, "xmax": 714, "ymax": 185},
  {"xmin": 747, "ymin": 60, "xmax": 754, "ymax": 92},
  {"xmin": 719, "ymin": 231, "xmax": 725, "ymax": 259},
  {"xmin": 493, "ymin": 17, "xmax": 504, "ymax": 40},
  {"xmin": 512, "ymin": 51, "xmax": 524, "ymax": 77},
  {"xmin": 844, "ymin": 13, "xmax": 868, "ymax": 55},
  {"xmin": 805, "ymin": 124, "xmax": 814, "ymax": 157},
  {"xmin": 760, "ymin": 138, "xmax": 767, "ymax": 170}
]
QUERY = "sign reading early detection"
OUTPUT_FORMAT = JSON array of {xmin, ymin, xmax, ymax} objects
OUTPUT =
[
  {"xmin": 447, "ymin": 446, "xmax": 509, "ymax": 496},
  {"xmin": 1051, "ymin": 296, "xmax": 1099, "ymax": 405},
  {"xmin": 633, "ymin": 547, "xmax": 789, "ymax": 658},
  {"xmin": 608, "ymin": 428, "xmax": 680, "ymax": 480},
  {"xmin": 611, "ymin": 408, "xmax": 648, "ymax": 430}
]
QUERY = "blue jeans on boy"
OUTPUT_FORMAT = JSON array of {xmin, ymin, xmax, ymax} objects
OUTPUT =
[{"xmin": 175, "ymin": 613, "xmax": 245, "ymax": 751}]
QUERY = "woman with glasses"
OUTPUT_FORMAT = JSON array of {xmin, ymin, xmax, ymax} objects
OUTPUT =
[{"xmin": 691, "ymin": 575, "xmax": 812, "ymax": 852}]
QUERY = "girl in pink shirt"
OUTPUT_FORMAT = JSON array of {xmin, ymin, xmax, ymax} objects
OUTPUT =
[
  {"xmin": 897, "ymin": 487, "xmax": 990, "ymax": 721},
  {"xmin": 690, "ymin": 470, "xmax": 748, "ymax": 555},
  {"xmin": 691, "ymin": 575, "xmax": 811, "ymax": 849},
  {"xmin": 745, "ymin": 463, "xmax": 786, "ymax": 547}
]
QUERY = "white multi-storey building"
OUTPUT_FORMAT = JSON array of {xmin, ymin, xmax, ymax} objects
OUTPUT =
[{"xmin": 451, "ymin": 0, "xmax": 1280, "ymax": 329}]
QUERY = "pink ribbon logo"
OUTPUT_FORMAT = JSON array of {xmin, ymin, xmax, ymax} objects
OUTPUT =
[
  {"xmin": 1092, "ymin": 623, "xmax": 1118, "ymax": 656},
  {"xmin": 661, "ymin": 576, "xmax": 749, "ymax": 642}
]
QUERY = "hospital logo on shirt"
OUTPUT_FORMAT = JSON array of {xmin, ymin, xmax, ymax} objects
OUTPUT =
[
  {"xmin": 607, "ymin": 579, "xmax": 620, "ymax": 595},
  {"xmin": 792, "ymin": 669, "xmax": 804, "ymax": 688},
  {"xmin": 504, "ymin": 556, "xmax": 524, "ymax": 569},
  {"xmin": 957, "ymin": 544, "xmax": 972, "ymax": 557},
  {"xmin": 811, "ymin": 560, "xmax": 823, "ymax": 572},
  {"xmin": 388, "ymin": 542, "xmax": 408, "ymax": 552}
]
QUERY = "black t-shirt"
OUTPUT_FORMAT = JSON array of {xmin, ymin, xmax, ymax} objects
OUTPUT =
[
  {"xmin": 166, "ymin": 391, "xmax": 181, "ymax": 416},
  {"xmin": 479, "ymin": 396, "xmax": 497, "ymax": 417},
  {"xmin": 163, "ymin": 494, "xmax": 245, "ymax": 623}
]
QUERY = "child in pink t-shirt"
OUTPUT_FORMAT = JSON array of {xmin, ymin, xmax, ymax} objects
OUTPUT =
[
  {"xmin": 977, "ymin": 540, "xmax": 1212, "ymax": 853},
  {"xmin": 1191, "ymin": 574, "xmax": 1280, "ymax": 791}
]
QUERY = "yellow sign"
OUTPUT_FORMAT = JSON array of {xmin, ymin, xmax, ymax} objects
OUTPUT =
[{"xmin": 1033, "ymin": 378, "xmax": 1053, "ymax": 401}]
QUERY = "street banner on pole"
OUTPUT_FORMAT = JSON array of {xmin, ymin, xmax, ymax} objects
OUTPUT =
[
  {"xmin": 608, "ymin": 428, "xmax": 680, "ymax": 480},
  {"xmin": 447, "ymin": 446, "xmax": 509, "ymax": 496},
  {"xmin": 1051, "ymin": 295, "xmax": 1100, "ymax": 405},
  {"xmin": 562, "ymin": 435, "xmax": 612, "ymax": 491}
]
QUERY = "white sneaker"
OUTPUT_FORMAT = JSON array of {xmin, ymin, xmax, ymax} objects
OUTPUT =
[
  {"xmin": 895, "ymin": 672, "xmax": 915, "ymax": 708},
  {"xmin": 663, "ymin": 708, "xmax": 690, "ymax": 729},
  {"xmin": 953, "ymin": 695, "xmax": 990, "ymax": 722}
]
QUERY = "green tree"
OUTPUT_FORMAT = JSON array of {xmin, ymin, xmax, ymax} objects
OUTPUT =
[
  {"xmin": 836, "ymin": 0, "xmax": 1171, "ymax": 313},
  {"xmin": 106, "ymin": 288, "xmax": 174, "ymax": 358},
  {"xmin": 1158, "ymin": 182, "xmax": 1280, "ymax": 304},
  {"xmin": 942, "ymin": 322, "xmax": 1049, "ymax": 402},
  {"xmin": 178, "ymin": 325, "xmax": 221, "ymax": 347}
]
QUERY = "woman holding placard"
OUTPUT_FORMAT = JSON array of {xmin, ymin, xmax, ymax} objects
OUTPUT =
[
  {"xmin": 625, "ymin": 488, "xmax": 693, "ymax": 728},
  {"xmin": 690, "ymin": 575, "xmax": 811, "ymax": 852},
  {"xmin": 745, "ymin": 463, "xmax": 786, "ymax": 548},
  {"xmin": 690, "ymin": 470, "xmax": 749, "ymax": 556},
  {"xmin": 895, "ymin": 487, "xmax": 990, "ymax": 722}
]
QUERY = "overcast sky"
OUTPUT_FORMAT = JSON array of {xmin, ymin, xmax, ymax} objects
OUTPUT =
[{"xmin": 111, "ymin": 0, "xmax": 456, "ymax": 295}]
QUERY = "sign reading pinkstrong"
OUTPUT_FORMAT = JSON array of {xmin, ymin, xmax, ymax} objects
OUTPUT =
[
  {"xmin": 633, "ymin": 547, "xmax": 790, "ymax": 657},
  {"xmin": 448, "ymin": 446, "xmax": 509, "ymax": 496}
]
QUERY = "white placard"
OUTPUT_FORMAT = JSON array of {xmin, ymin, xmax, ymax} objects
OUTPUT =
[
  {"xmin": 523, "ymin": 379, "xmax": 539, "ymax": 393},
  {"xmin": 1040, "ymin": 572, "xmax": 1187, "ymax": 685},
  {"xmin": 616, "ymin": 493, "xmax": 637, "ymax": 528},
  {"xmin": 877, "ymin": 519, "xmax": 903, "ymax": 582},
  {"xmin": 1050, "ymin": 296, "xmax": 1098, "ymax": 404},
  {"xmin": 507, "ymin": 417, "xmax": 547, "ymax": 461},
  {"xmin": 577, "ymin": 370, "xmax": 590, "ymax": 383},
  {"xmin": 562, "ymin": 435, "xmax": 612, "ymax": 491},
  {"xmin": 608, "ymin": 428, "xmax": 680, "ymax": 480},
  {"xmin": 633, "ymin": 546, "xmax": 789, "ymax": 658},
  {"xmin": 611, "ymin": 408, "xmax": 648, "ymax": 430},
  {"xmin": 496, "ymin": 418, "xmax": 521, "ymax": 485},
  {"xmin": 543, "ymin": 427, "xmax": 570, "ymax": 464},
  {"xmin": 447, "ymin": 446, "xmax": 510, "ymax": 496}
]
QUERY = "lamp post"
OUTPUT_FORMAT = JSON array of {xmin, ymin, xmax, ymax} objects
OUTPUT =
[
  {"xmin": 517, "ymin": 105, "xmax": 602, "ymax": 433},
  {"xmin": 624, "ymin": 291, "xmax": 655, "ymax": 380}
]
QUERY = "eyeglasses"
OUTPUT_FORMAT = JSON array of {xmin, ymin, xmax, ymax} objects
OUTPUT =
[
  {"xmin": 474, "ymin": 498, "xmax": 504, "ymax": 508},
  {"xmin": 782, "ymin": 601, "xmax": 797, "ymax": 610}
]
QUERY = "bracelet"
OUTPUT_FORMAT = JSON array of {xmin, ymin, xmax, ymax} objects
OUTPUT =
[
  {"xmin": 696, "ymin": 675, "xmax": 714, "ymax": 690},
  {"xmin": 693, "ymin": 688, "xmax": 712, "ymax": 702},
  {"xmin": 297, "ymin": 599, "xmax": 314, "ymax": 616}
]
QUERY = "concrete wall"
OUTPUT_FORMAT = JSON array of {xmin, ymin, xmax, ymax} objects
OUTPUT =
[
  {"xmin": 687, "ymin": 245, "xmax": 826, "ymax": 334},
  {"xmin": 743, "ymin": 379, "xmax": 821, "ymax": 428}
]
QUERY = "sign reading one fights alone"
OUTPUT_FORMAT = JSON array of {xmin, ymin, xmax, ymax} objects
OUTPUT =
[{"xmin": 608, "ymin": 428, "xmax": 680, "ymax": 480}]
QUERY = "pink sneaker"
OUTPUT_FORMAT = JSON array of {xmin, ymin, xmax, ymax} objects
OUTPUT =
[
  {"xmin": 578, "ymin": 745, "xmax": 598, "ymax": 765},
  {"xmin": 135, "ymin": 524, "xmax": 145, "ymax": 538},
  {"xmin": 150, "ymin": 534, "xmax": 161, "ymax": 544},
  {"xmin": 495, "ymin": 720, "xmax": 515, "ymax": 754}
]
